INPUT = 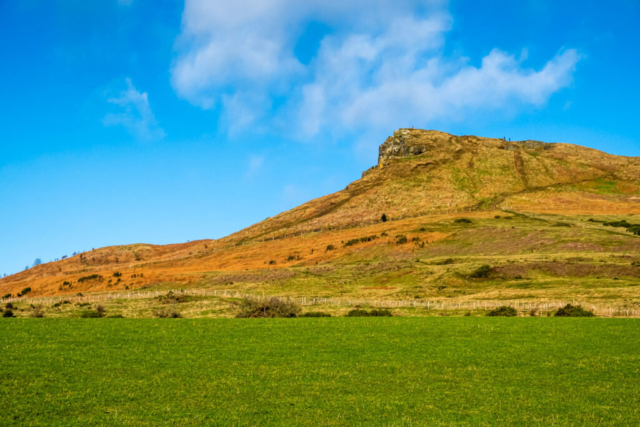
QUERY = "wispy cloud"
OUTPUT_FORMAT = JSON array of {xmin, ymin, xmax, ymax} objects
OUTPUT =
[
  {"xmin": 103, "ymin": 78, "xmax": 165, "ymax": 141},
  {"xmin": 171, "ymin": 0, "xmax": 581, "ymax": 137},
  {"xmin": 246, "ymin": 155, "xmax": 264, "ymax": 178}
]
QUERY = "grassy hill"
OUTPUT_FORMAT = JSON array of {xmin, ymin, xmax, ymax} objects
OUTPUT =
[{"xmin": 2, "ymin": 129, "xmax": 639, "ymax": 316}]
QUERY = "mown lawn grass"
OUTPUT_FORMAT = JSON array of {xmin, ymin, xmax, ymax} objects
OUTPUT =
[{"xmin": 1, "ymin": 318, "xmax": 639, "ymax": 426}]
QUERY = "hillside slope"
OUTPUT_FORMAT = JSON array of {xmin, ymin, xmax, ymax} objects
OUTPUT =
[{"xmin": 2, "ymin": 129, "xmax": 640, "ymax": 306}]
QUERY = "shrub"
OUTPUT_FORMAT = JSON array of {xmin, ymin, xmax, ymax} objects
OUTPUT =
[
  {"xmin": 326, "ymin": 244, "xmax": 335, "ymax": 252},
  {"xmin": 80, "ymin": 310, "xmax": 104, "ymax": 318},
  {"xmin": 236, "ymin": 297, "xmax": 301, "ymax": 318},
  {"xmin": 381, "ymin": 213, "xmax": 387, "ymax": 222},
  {"xmin": 2, "ymin": 294, "xmax": 11, "ymax": 300},
  {"xmin": 436, "ymin": 258, "xmax": 455, "ymax": 265},
  {"xmin": 18, "ymin": 287, "xmax": 32, "ymax": 297},
  {"xmin": 419, "ymin": 227, "xmax": 426, "ymax": 232},
  {"xmin": 113, "ymin": 272, "xmax": 122, "ymax": 277},
  {"xmin": 554, "ymin": 304, "xmax": 595, "ymax": 317},
  {"xmin": 299, "ymin": 312, "xmax": 331, "ymax": 317},
  {"xmin": 6, "ymin": 303, "xmax": 14, "ymax": 309},
  {"xmin": 369, "ymin": 309, "xmax": 393, "ymax": 317},
  {"xmin": 95, "ymin": 305, "xmax": 106, "ymax": 314},
  {"xmin": 380, "ymin": 232, "xmax": 389, "ymax": 237},
  {"xmin": 395, "ymin": 235, "xmax": 408, "ymax": 245},
  {"xmin": 53, "ymin": 300, "xmax": 71, "ymax": 308},
  {"xmin": 269, "ymin": 260, "xmax": 276, "ymax": 265},
  {"xmin": 346, "ymin": 308, "xmax": 393, "ymax": 317},
  {"xmin": 3, "ymin": 310, "xmax": 15, "ymax": 318},
  {"xmin": 286, "ymin": 255, "xmax": 300, "ymax": 261},
  {"xmin": 78, "ymin": 274, "xmax": 103, "ymax": 283},
  {"xmin": 153, "ymin": 307, "xmax": 182, "ymax": 318},
  {"xmin": 156, "ymin": 291, "xmax": 188, "ymax": 304},
  {"xmin": 454, "ymin": 218, "xmax": 472, "ymax": 224},
  {"xmin": 487, "ymin": 306, "xmax": 517, "ymax": 317},
  {"xmin": 469, "ymin": 265, "xmax": 491, "ymax": 279}
]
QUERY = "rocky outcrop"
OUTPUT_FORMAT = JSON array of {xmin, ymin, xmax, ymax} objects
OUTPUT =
[{"xmin": 376, "ymin": 128, "xmax": 464, "ymax": 168}]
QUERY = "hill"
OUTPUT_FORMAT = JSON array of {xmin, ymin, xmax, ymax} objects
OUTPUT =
[{"xmin": 2, "ymin": 129, "xmax": 640, "ymax": 314}]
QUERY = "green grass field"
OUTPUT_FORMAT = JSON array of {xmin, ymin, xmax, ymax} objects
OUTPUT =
[{"xmin": 1, "ymin": 319, "xmax": 639, "ymax": 426}]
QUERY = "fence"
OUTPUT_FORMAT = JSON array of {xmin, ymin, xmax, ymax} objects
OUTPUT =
[{"xmin": 6, "ymin": 288, "xmax": 639, "ymax": 318}]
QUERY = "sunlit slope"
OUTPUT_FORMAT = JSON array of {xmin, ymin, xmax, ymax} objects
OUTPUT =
[{"xmin": 1, "ymin": 129, "xmax": 639, "ymax": 299}]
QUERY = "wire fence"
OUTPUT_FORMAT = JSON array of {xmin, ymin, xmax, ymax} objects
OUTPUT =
[{"xmin": 6, "ymin": 288, "xmax": 639, "ymax": 318}]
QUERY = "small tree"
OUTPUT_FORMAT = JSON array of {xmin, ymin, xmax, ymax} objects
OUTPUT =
[
  {"xmin": 381, "ymin": 213, "xmax": 388, "ymax": 222},
  {"xmin": 33, "ymin": 258, "xmax": 42, "ymax": 267}
]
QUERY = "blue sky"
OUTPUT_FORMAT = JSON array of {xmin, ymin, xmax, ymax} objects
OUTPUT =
[{"xmin": 1, "ymin": 0, "xmax": 638, "ymax": 276}]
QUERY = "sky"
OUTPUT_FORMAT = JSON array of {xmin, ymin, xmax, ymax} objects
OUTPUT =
[{"xmin": 1, "ymin": 0, "xmax": 639, "ymax": 276}]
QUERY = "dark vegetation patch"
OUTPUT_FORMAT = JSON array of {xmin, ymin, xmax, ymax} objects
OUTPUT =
[
  {"xmin": 554, "ymin": 304, "xmax": 595, "ymax": 317},
  {"xmin": 236, "ymin": 297, "xmax": 301, "ymax": 318},
  {"xmin": 299, "ymin": 312, "xmax": 331, "ymax": 317},
  {"xmin": 17, "ymin": 287, "xmax": 31, "ymax": 297},
  {"xmin": 80, "ymin": 310, "xmax": 104, "ymax": 318},
  {"xmin": 346, "ymin": 308, "xmax": 393, "ymax": 317},
  {"xmin": 395, "ymin": 235, "xmax": 408, "ymax": 245},
  {"xmin": 436, "ymin": 258, "xmax": 455, "ymax": 265},
  {"xmin": 2, "ymin": 310, "xmax": 15, "ymax": 318},
  {"xmin": 469, "ymin": 265, "xmax": 492, "ymax": 279},
  {"xmin": 153, "ymin": 307, "xmax": 182, "ymax": 318},
  {"xmin": 78, "ymin": 274, "xmax": 103, "ymax": 283},
  {"xmin": 454, "ymin": 218, "xmax": 472, "ymax": 224},
  {"xmin": 155, "ymin": 291, "xmax": 188, "ymax": 304},
  {"xmin": 487, "ymin": 306, "xmax": 517, "ymax": 317},
  {"xmin": 344, "ymin": 235, "xmax": 379, "ymax": 247}
]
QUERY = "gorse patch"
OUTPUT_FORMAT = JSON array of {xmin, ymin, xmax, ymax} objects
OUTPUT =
[
  {"xmin": 554, "ymin": 304, "xmax": 595, "ymax": 317},
  {"xmin": 236, "ymin": 297, "xmax": 301, "ymax": 318},
  {"xmin": 78, "ymin": 274, "xmax": 103, "ymax": 283}
]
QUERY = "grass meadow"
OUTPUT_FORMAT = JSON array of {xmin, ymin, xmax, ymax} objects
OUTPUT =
[{"xmin": 1, "ymin": 318, "xmax": 639, "ymax": 426}]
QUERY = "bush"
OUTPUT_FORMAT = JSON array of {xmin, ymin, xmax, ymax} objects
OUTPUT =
[
  {"xmin": 6, "ymin": 303, "xmax": 14, "ymax": 309},
  {"xmin": 487, "ymin": 306, "xmax": 517, "ymax": 317},
  {"xmin": 469, "ymin": 265, "xmax": 491, "ymax": 279},
  {"xmin": 346, "ymin": 308, "xmax": 393, "ymax": 317},
  {"xmin": 153, "ymin": 307, "xmax": 182, "ymax": 318},
  {"xmin": 78, "ymin": 274, "xmax": 103, "ymax": 283},
  {"xmin": 113, "ymin": 272, "xmax": 122, "ymax": 277},
  {"xmin": 554, "ymin": 304, "xmax": 595, "ymax": 317},
  {"xmin": 369, "ymin": 309, "xmax": 393, "ymax": 317},
  {"xmin": 95, "ymin": 305, "xmax": 106, "ymax": 314},
  {"xmin": 454, "ymin": 218, "xmax": 472, "ymax": 224},
  {"xmin": 299, "ymin": 312, "xmax": 331, "ymax": 317},
  {"xmin": 18, "ymin": 287, "xmax": 32, "ymax": 297},
  {"xmin": 2, "ymin": 294, "xmax": 11, "ymax": 300},
  {"xmin": 395, "ymin": 235, "xmax": 408, "ymax": 245},
  {"xmin": 156, "ymin": 291, "xmax": 188, "ymax": 304},
  {"xmin": 436, "ymin": 258, "xmax": 455, "ymax": 265},
  {"xmin": 80, "ymin": 310, "xmax": 104, "ymax": 318},
  {"xmin": 326, "ymin": 244, "xmax": 335, "ymax": 252},
  {"xmin": 236, "ymin": 297, "xmax": 301, "ymax": 318},
  {"xmin": 381, "ymin": 213, "xmax": 387, "ymax": 222},
  {"xmin": 3, "ymin": 310, "xmax": 15, "ymax": 318}
]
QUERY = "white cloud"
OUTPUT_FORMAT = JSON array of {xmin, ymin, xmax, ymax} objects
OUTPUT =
[
  {"xmin": 103, "ymin": 78, "xmax": 165, "ymax": 141},
  {"xmin": 171, "ymin": 0, "xmax": 581, "ymax": 137}
]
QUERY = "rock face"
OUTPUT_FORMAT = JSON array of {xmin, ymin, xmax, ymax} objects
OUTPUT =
[{"xmin": 377, "ymin": 129, "xmax": 453, "ymax": 166}]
